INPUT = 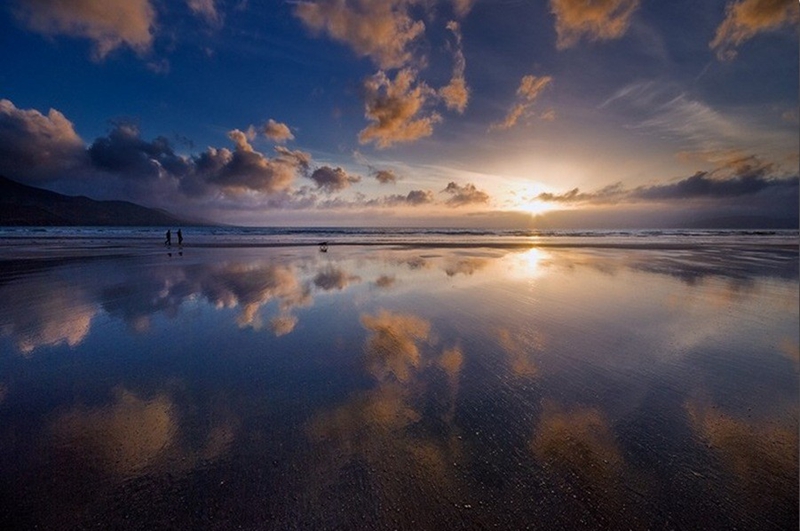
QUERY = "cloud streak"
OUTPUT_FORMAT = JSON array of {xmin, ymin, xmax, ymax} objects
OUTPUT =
[{"xmin": 489, "ymin": 74, "xmax": 553, "ymax": 131}]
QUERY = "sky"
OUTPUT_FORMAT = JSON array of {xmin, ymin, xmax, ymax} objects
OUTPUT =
[{"xmin": 0, "ymin": 0, "xmax": 798, "ymax": 228}]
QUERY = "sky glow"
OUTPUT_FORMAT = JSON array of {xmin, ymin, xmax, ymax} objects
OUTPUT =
[{"xmin": 0, "ymin": 0, "xmax": 797, "ymax": 227}]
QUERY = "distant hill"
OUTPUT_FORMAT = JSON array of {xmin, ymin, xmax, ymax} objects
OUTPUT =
[{"xmin": 0, "ymin": 175, "xmax": 205, "ymax": 227}]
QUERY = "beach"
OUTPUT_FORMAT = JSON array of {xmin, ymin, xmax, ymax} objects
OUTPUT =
[{"xmin": 0, "ymin": 229, "xmax": 797, "ymax": 529}]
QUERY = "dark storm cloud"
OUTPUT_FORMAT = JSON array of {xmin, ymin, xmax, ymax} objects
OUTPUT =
[
  {"xmin": 88, "ymin": 122, "xmax": 192, "ymax": 180},
  {"xmin": 441, "ymin": 181, "xmax": 490, "ymax": 207},
  {"xmin": 0, "ymin": 98, "xmax": 87, "ymax": 182},
  {"xmin": 308, "ymin": 165, "xmax": 361, "ymax": 193}
]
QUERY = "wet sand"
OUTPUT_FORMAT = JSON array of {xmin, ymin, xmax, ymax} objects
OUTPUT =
[{"xmin": 0, "ymin": 242, "xmax": 797, "ymax": 529}]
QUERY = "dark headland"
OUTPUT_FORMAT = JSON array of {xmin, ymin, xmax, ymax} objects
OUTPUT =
[{"xmin": 0, "ymin": 176, "xmax": 208, "ymax": 227}]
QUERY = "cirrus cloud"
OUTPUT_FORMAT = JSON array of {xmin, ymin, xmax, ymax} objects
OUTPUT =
[{"xmin": 489, "ymin": 74, "xmax": 553, "ymax": 131}]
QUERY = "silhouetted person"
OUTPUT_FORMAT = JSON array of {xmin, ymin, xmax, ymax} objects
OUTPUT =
[
  {"xmin": 177, "ymin": 229, "xmax": 183, "ymax": 246},
  {"xmin": 165, "ymin": 229, "xmax": 171, "ymax": 246}
]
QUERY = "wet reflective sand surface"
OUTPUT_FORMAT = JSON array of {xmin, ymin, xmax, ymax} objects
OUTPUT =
[{"xmin": 0, "ymin": 244, "xmax": 797, "ymax": 529}]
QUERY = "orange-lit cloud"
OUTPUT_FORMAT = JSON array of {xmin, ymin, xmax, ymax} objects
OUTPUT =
[
  {"xmin": 489, "ymin": 74, "xmax": 553, "ymax": 131},
  {"xmin": 188, "ymin": 134, "xmax": 311, "ymax": 196},
  {"xmin": 361, "ymin": 309, "xmax": 431, "ymax": 382},
  {"xmin": 13, "ymin": 0, "xmax": 157, "ymax": 59},
  {"xmin": 710, "ymin": 0, "xmax": 800, "ymax": 61},
  {"xmin": 0, "ymin": 99, "xmax": 86, "ymax": 183},
  {"xmin": 262, "ymin": 119, "xmax": 295, "ymax": 143},
  {"xmin": 549, "ymin": 0, "xmax": 640, "ymax": 49},
  {"xmin": 294, "ymin": 0, "xmax": 425, "ymax": 69},
  {"xmin": 438, "ymin": 21, "xmax": 469, "ymax": 113},
  {"xmin": 450, "ymin": 0, "xmax": 476, "ymax": 18},
  {"xmin": 359, "ymin": 69, "xmax": 441, "ymax": 148}
]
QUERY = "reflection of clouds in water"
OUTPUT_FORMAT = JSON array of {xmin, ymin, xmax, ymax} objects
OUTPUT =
[
  {"xmin": 531, "ymin": 401, "xmax": 624, "ymax": 493},
  {"xmin": 202, "ymin": 263, "xmax": 311, "ymax": 330},
  {"xmin": 496, "ymin": 327, "xmax": 542, "ymax": 377},
  {"xmin": 50, "ymin": 387, "xmax": 237, "ymax": 478},
  {"xmin": 444, "ymin": 257, "xmax": 488, "ymax": 277},
  {"xmin": 373, "ymin": 274, "xmax": 396, "ymax": 289},
  {"xmin": 270, "ymin": 313, "xmax": 298, "ymax": 337},
  {"xmin": 313, "ymin": 266, "xmax": 361, "ymax": 291},
  {"xmin": 361, "ymin": 310, "xmax": 431, "ymax": 382},
  {"xmin": 0, "ymin": 281, "xmax": 96, "ymax": 355},
  {"xmin": 52, "ymin": 388, "xmax": 177, "ymax": 476},
  {"xmin": 778, "ymin": 338, "xmax": 799, "ymax": 367},
  {"xmin": 686, "ymin": 400, "xmax": 798, "ymax": 512}
]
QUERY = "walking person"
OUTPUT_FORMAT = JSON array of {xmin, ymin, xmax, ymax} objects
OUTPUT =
[
  {"xmin": 177, "ymin": 228, "xmax": 183, "ymax": 246},
  {"xmin": 165, "ymin": 229, "xmax": 171, "ymax": 246}
]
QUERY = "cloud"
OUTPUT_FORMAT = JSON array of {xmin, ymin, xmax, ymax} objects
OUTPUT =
[
  {"xmin": 187, "ymin": 0, "xmax": 223, "ymax": 27},
  {"xmin": 538, "ymin": 156, "xmax": 799, "ymax": 205},
  {"xmin": 489, "ymin": 74, "xmax": 553, "ymax": 131},
  {"xmin": 359, "ymin": 69, "xmax": 441, "ymax": 148},
  {"xmin": 294, "ymin": 0, "xmax": 425, "ymax": 69},
  {"xmin": 308, "ymin": 165, "xmax": 361, "ymax": 192},
  {"xmin": 441, "ymin": 181, "xmax": 490, "ymax": 207},
  {"xmin": 188, "ymin": 135, "xmax": 311, "ymax": 196},
  {"xmin": 262, "ymin": 119, "xmax": 294, "ymax": 143},
  {"xmin": 438, "ymin": 21, "xmax": 469, "ymax": 113},
  {"xmin": 710, "ymin": 0, "xmax": 800, "ymax": 61},
  {"xmin": 374, "ymin": 169, "xmax": 399, "ymax": 184},
  {"xmin": 0, "ymin": 99, "xmax": 86, "ymax": 182},
  {"xmin": 450, "ymin": 0, "xmax": 476, "ymax": 18},
  {"xmin": 549, "ymin": 0, "xmax": 640, "ymax": 49},
  {"xmin": 361, "ymin": 309, "xmax": 431, "ymax": 382},
  {"xmin": 380, "ymin": 189, "xmax": 435, "ymax": 206},
  {"xmin": 88, "ymin": 121, "xmax": 192, "ymax": 181},
  {"xmin": 13, "ymin": 0, "xmax": 157, "ymax": 59}
]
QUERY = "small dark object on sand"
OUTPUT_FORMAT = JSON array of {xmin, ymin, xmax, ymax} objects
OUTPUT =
[{"xmin": 319, "ymin": 241, "xmax": 328, "ymax": 252}]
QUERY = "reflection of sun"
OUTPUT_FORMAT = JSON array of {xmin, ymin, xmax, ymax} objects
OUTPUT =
[{"xmin": 519, "ymin": 248, "xmax": 546, "ymax": 277}]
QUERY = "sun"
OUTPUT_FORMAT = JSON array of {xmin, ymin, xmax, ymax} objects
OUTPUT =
[{"xmin": 514, "ymin": 199, "xmax": 557, "ymax": 216}]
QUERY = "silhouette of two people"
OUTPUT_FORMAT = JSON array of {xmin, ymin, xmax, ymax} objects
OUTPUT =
[{"xmin": 165, "ymin": 229, "xmax": 183, "ymax": 246}]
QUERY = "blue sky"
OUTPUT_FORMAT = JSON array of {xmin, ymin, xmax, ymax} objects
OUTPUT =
[{"xmin": 1, "ymin": 0, "xmax": 797, "ymax": 227}]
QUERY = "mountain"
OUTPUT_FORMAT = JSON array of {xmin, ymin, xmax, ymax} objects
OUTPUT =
[{"xmin": 0, "ymin": 176, "xmax": 206, "ymax": 226}]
